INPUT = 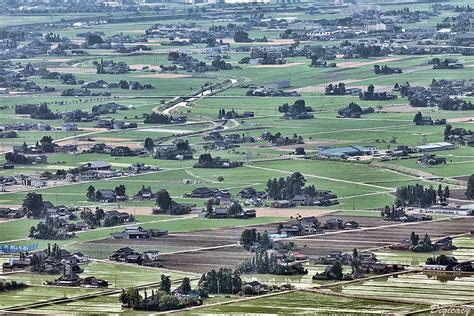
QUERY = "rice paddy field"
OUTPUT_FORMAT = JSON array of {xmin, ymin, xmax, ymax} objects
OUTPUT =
[
  {"xmin": 374, "ymin": 236, "xmax": 474, "ymax": 266},
  {"xmin": 336, "ymin": 272, "xmax": 474, "ymax": 306},
  {"xmin": 185, "ymin": 290, "xmax": 428, "ymax": 315},
  {"xmin": 0, "ymin": 285, "xmax": 103, "ymax": 309},
  {"xmin": 2, "ymin": 3, "xmax": 474, "ymax": 315},
  {"xmin": 1, "ymin": 261, "xmax": 193, "ymax": 289}
]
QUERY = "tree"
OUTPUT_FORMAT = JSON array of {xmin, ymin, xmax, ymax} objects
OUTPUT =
[
  {"xmin": 114, "ymin": 184, "xmax": 126, "ymax": 197},
  {"xmin": 228, "ymin": 201, "xmax": 243, "ymax": 216},
  {"xmin": 259, "ymin": 232, "xmax": 272, "ymax": 250},
  {"xmin": 120, "ymin": 288, "xmax": 141, "ymax": 308},
  {"xmin": 240, "ymin": 228, "xmax": 257, "ymax": 250},
  {"xmin": 330, "ymin": 261, "xmax": 344, "ymax": 280},
  {"xmin": 156, "ymin": 190, "xmax": 173, "ymax": 212},
  {"xmin": 181, "ymin": 277, "xmax": 192, "ymax": 294},
  {"xmin": 217, "ymin": 176, "xmax": 224, "ymax": 182},
  {"xmin": 413, "ymin": 111, "xmax": 423, "ymax": 124},
  {"xmin": 205, "ymin": 199, "xmax": 213, "ymax": 216},
  {"xmin": 23, "ymin": 192, "xmax": 44, "ymax": 218},
  {"xmin": 86, "ymin": 185, "xmax": 96, "ymax": 201},
  {"xmin": 444, "ymin": 186, "xmax": 450, "ymax": 199},
  {"xmin": 351, "ymin": 248, "xmax": 360, "ymax": 273},
  {"xmin": 40, "ymin": 136, "xmax": 55, "ymax": 152},
  {"xmin": 410, "ymin": 232, "xmax": 419, "ymax": 246},
  {"xmin": 233, "ymin": 30, "xmax": 252, "ymax": 43},
  {"xmin": 95, "ymin": 208, "xmax": 105, "ymax": 223},
  {"xmin": 466, "ymin": 174, "xmax": 474, "ymax": 199},
  {"xmin": 160, "ymin": 275, "xmax": 171, "ymax": 293},
  {"xmin": 144, "ymin": 137, "xmax": 154, "ymax": 150},
  {"xmin": 422, "ymin": 233, "xmax": 431, "ymax": 246}
]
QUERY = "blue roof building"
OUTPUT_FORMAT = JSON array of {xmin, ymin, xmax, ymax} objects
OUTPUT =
[{"xmin": 319, "ymin": 145, "xmax": 375, "ymax": 159}]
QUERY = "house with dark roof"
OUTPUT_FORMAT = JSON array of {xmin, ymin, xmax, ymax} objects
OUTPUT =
[
  {"xmin": 96, "ymin": 189, "xmax": 117, "ymax": 202},
  {"xmin": 186, "ymin": 187, "xmax": 230, "ymax": 199},
  {"xmin": 83, "ymin": 161, "xmax": 112, "ymax": 171}
]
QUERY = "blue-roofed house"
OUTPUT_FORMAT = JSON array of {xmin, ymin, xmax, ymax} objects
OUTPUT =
[{"xmin": 319, "ymin": 145, "xmax": 376, "ymax": 159}]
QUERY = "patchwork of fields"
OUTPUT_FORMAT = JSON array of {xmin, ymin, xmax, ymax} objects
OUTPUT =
[{"xmin": 1, "ymin": 3, "xmax": 474, "ymax": 315}]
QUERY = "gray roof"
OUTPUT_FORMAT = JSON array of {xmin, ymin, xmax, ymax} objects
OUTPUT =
[{"xmin": 88, "ymin": 161, "xmax": 111, "ymax": 168}]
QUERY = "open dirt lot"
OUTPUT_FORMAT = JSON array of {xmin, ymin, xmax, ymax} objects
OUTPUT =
[
  {"xmin": 251, "ymin": 62, "xmax": 305, "ymax": 69},
  {"xmin": 448, "ymin": 117, "xmax": 474, "ymax": 123},
  {"xmin": 133, "ymin": 73, "xmax": 193, "ymax": 79},
  {"xmin": 337, "ymin": 57, "xmax": 405, "ymax": 69},
  {"xmin": 294, "ymin": 84, "xmax": 394, "ymax": 94},
  {"xmin": 221, "ymin": 38, "xmax": 295, "ymax": 45},
  {"xmin": 46, "ymin": 67, "xmax": 96, "ymax": 74},
  {"xmin": 381, "ymin": 105, "xmax": 426, "ymax": 113}
]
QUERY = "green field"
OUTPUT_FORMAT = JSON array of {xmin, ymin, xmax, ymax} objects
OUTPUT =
[
  {"xmin": 2, "ymin": 5, "xmax": 474, "ymax": 315},
  {"xmin": 186, "ymin": 290, "xmax": 427, "ymax": 315}
]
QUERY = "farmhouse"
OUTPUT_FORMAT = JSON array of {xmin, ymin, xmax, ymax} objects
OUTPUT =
[
  {"xmin": 265, "ymin": 80, "xmax": 290, "ymax": 90},
  {"xmin": 133, "ymin": 186, "xmax": 155, "ymax": 200},
  {"xmin": 83, "ymin": 161, "xmax": 112, "ymax": 171},
  {"xmin": 104, "ymin": 210, "xmax": 133, "ymax": 223},
  {"xmin": 426, "ymin": 204, "xmax": 474, "ymax": 216},
  {"xmin": 186, "ymin": 187, "xmax": 230, "ymax": 199},
  {"xmin": 96, "ymin": 189, "xmax": 118, "ymax": 202},
  {"xmin": 415, "ymin": 142, "xmax": 455, "ymax": 152},
  {"xmin": 415, "ymin": 116, "xmax": 433, "ymax": 126},
  {"xmin": 237, "ymin": 187, "xmax": 266, "ymax": 199},
  {"xmin": 319, "ymin": 145, "xmax": 377, "ymax": 159},
  {"xmin": 109, "ymin": 247, "xmax": 142, "ymax": 264},
  {"xmin": 143, "ymin": 250, "xmax": 160, "ymax": 262},
  {"xmin": 271, "ymin": 200, "xmax": 293, "ymax": 208},
  {"xmin": 111, "ymin": 226, "xmax": 167, "ymax": 239},
  {"xmin": 451, "ymin": 32, "xmax": 474, "ymax": 46}
]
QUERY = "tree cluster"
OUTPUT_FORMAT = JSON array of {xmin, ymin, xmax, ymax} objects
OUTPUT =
[
  {"xmin": 359, "ymin": 84, "xmax": 397, "ymax": 101},
  {"xmin": 233, "ymin": 30, "xmax": 252, "ymax": 43},
  {"xmin": 239, "ymin": 251, "xmax": 307, "ymax": 275},
  {"xmin": 198, "ymin": 268, "xmax": 242, "ymax": 294},
  {"xmin": 0, "ymin": 279, "xmax": 27, "ymax": 291},
  {"xmin": 395, "ymin": 184, "xmax": 448, "ymax": 208},
  {"xmin": 373, "ymin": 64, "xmax": 402, "ymax": 75},
  {"xmin": 194, "ymin": 153, "xmax": 242, "ymax": 168},
  {"xmin": 278, "ymin": 99, "xmax": 312, "ymax": 114},
  {"xmin": 29, "ymin": 215, "xmax": 70, "ymax": 240},
  {"xmin": 80, "ymin": 208, "xmax": 105, "ymax": 227},
  {"xmin": 325, "ymin": 83, "xmax": 346, "ymax": 95},
  {"xmin": 410, "ymin": 232, "xmax": 434, "ymax": 252},
  {"xmin": 143, "ymin": 112, "xmax": 173, "ymax": 124},
  {"xmin": 380, "ymin": 205, "xmax": 406, "ymax": 220},
  {"xmin": 240, "ymin": 229, "xmax": 272, "ymax": 251},
  {"xmin": 266, "ymin": 172, "xmax": 317, "ymax": 200},
  {"xmin": 14, "ymin": 104, "xmax": 60, "ymax": 119},
  {"xmin": 23, "ymin": 192, "xmax": 46, "ymax": 218},
  {"xmin": 119, "ymin": 276, "xmax": 200, "ymax": 312}
]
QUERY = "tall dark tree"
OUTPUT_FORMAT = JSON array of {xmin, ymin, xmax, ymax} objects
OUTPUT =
[
  {"xmin": 144, "ymin": 138, "xmax": 154, "ymax": 150},
  {"xmin": 23, "ymin": 192, "xmax": 44, "ymax": 218},
  {"xmin": 86, "ymin": 185, "xmax": 96, "ymax": 201},
  {"xmin": 156, "ymin": 190, "xmax": 173, "ymax": 212},
  {"xmin": 181, "ymin": 277, "xmax": 192, "ymax": 294},
  {"xmin": 410, "ymin": 232, "xmax": 420, "ymax": 246},
  {"xmin": 466, "ymin": 174, "xmax": 474, "ymax": 199},
  {"xmin": 160, "ymin": 275, "xmax": 171, "ymax": 293},
  {"xmin": 114, "ymin": 184, "xmax": 126, "ymax": 196},
  {"xmin": 413, "ymin": 111, "xmax": 423, "ymax": 124}
]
